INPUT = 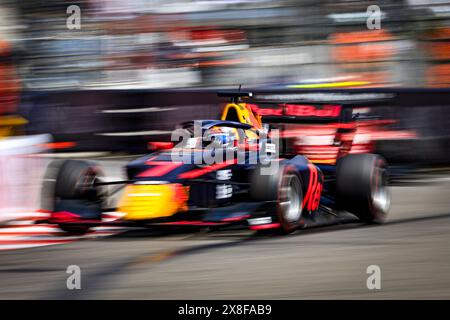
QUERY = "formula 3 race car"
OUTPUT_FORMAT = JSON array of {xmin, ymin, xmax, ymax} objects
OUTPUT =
[{"xmin": 39, "ymin": 91, "xmax": 390, "ymax": 234}]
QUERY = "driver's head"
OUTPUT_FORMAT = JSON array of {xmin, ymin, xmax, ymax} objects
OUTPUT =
[{"xmin": 207, "ymin": 126, "xmax": 238, "ymax": 148}]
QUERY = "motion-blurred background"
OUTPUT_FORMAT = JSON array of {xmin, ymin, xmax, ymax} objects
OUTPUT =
[{"xmin": 2, "ymin": 0, "xmax": 450, "ymax": 90}]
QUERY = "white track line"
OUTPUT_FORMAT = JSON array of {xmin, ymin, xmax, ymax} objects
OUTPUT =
[{"xmin": 0, "ymin": 211, "xmax": 128, "ymax": 251}]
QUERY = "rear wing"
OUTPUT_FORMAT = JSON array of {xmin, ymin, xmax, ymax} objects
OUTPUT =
[
  {"xmin": 250, "ymin": 102, "xmax": 354, "ymax": 124},
  {"xmin": 250, "ymin": 91, "xmax": 394, "ymax": 124}
]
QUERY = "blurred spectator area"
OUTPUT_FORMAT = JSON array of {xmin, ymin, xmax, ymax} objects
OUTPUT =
[{"xmin": 0, "ymin": 0, "xmax": 446, "ymax": 90}]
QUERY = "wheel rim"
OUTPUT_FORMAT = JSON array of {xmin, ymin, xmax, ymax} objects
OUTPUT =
[
  {"xmin": 371, "ymin": 167, "xmax": 390, "ymax": 214},
  {"xmin": 279, "ymin": 174, "xmax": 302, "ymax": 223},
  {"xmin": 77, "ymin": 168, "xmax": 103, "ymax": 200}
]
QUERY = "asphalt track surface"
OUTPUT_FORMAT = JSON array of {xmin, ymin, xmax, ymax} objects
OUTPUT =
[{"xmin": 1, "ymin": 160, "xmax": 450, "ymax": 299}]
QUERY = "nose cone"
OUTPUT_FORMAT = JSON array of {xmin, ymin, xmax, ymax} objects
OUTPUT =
[{"xmin": 119, "ymin": 184, "xmax": 189, "ymax": 220}]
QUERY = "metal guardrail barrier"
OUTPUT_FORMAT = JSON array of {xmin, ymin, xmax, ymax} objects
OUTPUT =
[{"xmin": 20, "ymin": 88, "xmax": 450, "ymax": 165}]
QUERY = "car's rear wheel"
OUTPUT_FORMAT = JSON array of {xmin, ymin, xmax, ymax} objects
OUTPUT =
[
  {"xmin": 336, "ymin": 154, "xmax": 390, "ymax": 223},
  {"xmin": 277, "ymin": 171, "xmax": 303, "ymax": 233},
  {"xmin": 250, "ymin": 164, "xmax": 303, "ymax": 233}
]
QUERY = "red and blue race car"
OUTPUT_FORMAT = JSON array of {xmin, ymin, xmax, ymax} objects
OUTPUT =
[{"xmin": 40, "ymin": 91, "xmax": 390, "ymax": 234}]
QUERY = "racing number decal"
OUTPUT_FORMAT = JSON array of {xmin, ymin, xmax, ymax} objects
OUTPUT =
[{"xmin": 303, "ymin": 164, "xmax": 322, "ymax": 212}]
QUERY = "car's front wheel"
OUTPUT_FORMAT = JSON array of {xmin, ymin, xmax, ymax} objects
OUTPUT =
[{"xmin": 42, "ymin": 160, "xmax": 105, "ymax": 234}]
